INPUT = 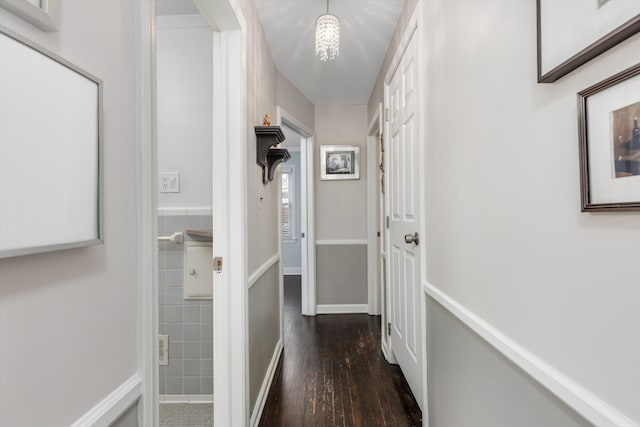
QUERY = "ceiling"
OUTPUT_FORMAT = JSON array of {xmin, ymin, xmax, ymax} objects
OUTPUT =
[
  {"xmin": 255, "ymin": 0, "xmax": 405, "ymax": 105},
  {"xmin": 156, "ymin": 0, "xmax": 200, "ymax": 16},
  {"xmin": 156, "ymin": 0, "xmax": 406, "ymax": 105}
]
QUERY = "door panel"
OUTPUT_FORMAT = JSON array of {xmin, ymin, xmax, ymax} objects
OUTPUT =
[{"xmin": 388, "ymin": 30, "xmax": 422, "ymax": 407}]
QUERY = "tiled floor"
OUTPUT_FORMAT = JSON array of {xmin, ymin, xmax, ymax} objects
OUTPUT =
[{"xmin": 159, "ymin": 403, "xmax": 213, "ymax": 427}]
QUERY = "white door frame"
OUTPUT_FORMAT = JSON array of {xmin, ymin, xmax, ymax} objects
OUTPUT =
[
  {"xmin": 134, "ymin": 0, "xmax": 158, "ymax": 425},
  {"xmin": 210, "ymin": 11, "xmax": 248, "ymax": 427},
  {"xmin": 276, "ymin": 107, "xmax": 316, "ymax": 317},
  {"xmin": 382, "ymin": 1, "xmax": 430, "ymax": 423},
  {"xmin": 137, "ymin": 1, "xmax": 249, "ymax": 426},
  {"xmin": 366, "ymin": 104, "xmax": 383, "ymax": 316}
]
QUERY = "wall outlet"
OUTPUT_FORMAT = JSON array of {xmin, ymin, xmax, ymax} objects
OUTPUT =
[
  {"xmin": 159, "ymin": 334, "xmax": 169, "ymax": 366},
  {"xmin": 159, "ymin": 172, "xmax": 180, "ymax": 193}
]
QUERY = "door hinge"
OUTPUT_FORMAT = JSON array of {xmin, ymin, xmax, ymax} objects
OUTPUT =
[
  {"xmin": 386, "ymin": 216, "xmax": 389, "ymax": 229},
  {"xmin": 387, "ymin": 322, "xmax": 391, "ymax": 335},
  {"xmin": 377, "ymin": 231, "xmax": 381, "ymax": 238},
  {"xmin": 213, "ymin": 256, "xmax": 223, "ymax": 272},
  {"xmin": 384, "ymin": 108, "xmax": 389, "ymax": 122}
]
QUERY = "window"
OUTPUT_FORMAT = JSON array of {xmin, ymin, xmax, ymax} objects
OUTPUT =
[{"xmin": 281, "ymin": 166, "xmax": 295, "ymax": 240}]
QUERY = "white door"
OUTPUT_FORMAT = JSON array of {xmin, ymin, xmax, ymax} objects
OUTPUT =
[{"xmin": 387, "ymin": 30, "xmax": 422, "ymax": 407}]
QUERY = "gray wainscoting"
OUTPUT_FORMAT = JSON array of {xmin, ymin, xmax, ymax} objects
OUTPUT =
[
  {"xmin": 316, "ymin": 244, "xmax": 367, "ymax": 305},
  {"xmin": 111, "ymin": 402, "xmax": 139, "ymax": 427},
  {"xmin": 158, "ymin": 214, "xmax": 213, "ymax": 396},
  {"xmin": 248, "ymin": 260, "xmax": 280, "ymax": 413},
  {"xmin": 426, "ymin": 300, "xmax": 591, "ymax": 427}
]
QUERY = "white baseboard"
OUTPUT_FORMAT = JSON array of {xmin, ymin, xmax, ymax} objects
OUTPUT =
[
  {"xmin": 315, "ymin": 239, "xmax": 367, "ymax": 246},
  {"xmin": 423, "ymin": 282, "xmax": 639, "ymax": 427},
  {"xmin": 70, "ymin": 374, "xmax": 142, "ymax": 427},
  {"xmin": 160, "ymin": 394, "xmax": 213, "ymax": 403},
  {"xmin": 283, "ymin": 267, "xmax": 301, "ymax": 275},
  {"xmin": 250, "ymin": 339, "xmax": 284, "ymax": 427},
  {"xmin": 316, "ymin": 304, "xmax": 369, "ymax": 314}
]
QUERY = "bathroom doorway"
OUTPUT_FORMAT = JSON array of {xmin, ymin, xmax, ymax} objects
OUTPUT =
[
  {"xmin": 156, "ymin": 3, "xmax": 214, "ymax": 425},
  {"xmin": 277, "ymin": 109, "xmax": 315, "ymax": 323},
  {"xmin": 280, "ymin": 125, "xmax": 304, "ymax": 317}
]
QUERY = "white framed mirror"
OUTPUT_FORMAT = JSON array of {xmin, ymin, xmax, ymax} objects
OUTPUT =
[{"xmin": 0, "ymin": 26, "xmax": 103, "ymax": 258}]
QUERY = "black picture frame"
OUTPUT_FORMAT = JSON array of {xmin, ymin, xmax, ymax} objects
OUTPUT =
[
  {"xmin": 537, "ymin": 0, "xmax": 640, "ymax": 83},
  {"xmin": 578, "ymin": 63, "xmax": 640, "ymax": 212}
]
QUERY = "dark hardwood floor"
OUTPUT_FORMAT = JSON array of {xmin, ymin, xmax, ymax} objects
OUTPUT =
[{"xmin": 259, "ymin": 276, "xmax": 422, "ymax": 427}]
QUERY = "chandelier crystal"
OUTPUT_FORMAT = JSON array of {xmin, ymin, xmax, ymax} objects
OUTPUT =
[{"xmin": 315, "ymin": 1, "xmax": 340, "ymax": 61}]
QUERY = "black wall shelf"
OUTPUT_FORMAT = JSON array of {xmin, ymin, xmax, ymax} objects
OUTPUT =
[{"xmin": 255, "ymin": 125, "xmax": 290, "ymax": 184}]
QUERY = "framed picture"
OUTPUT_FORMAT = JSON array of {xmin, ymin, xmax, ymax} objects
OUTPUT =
[
  {"xmin": 537, "ymin": 0, "xmax": 640, "ymax": 83},
  {"xmin": 320, "ymin": 145, "xmax": 360, "ymax": 180},
  {"xmin": 578, "ymin": 63, "xmax": 640, "ymax": 211}
]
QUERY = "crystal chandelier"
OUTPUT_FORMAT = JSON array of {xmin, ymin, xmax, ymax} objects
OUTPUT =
[{"xmin": 315, "ymin": 0, "xmax": 340, "ymax": 61}]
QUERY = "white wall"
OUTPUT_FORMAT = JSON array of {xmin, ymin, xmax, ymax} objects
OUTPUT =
[
  {"xmin": 315, "ymin": 105, "xmax": 368, "ymax": 240},
  {"xmin": 314, "ymin": 105, "xmax": 369, "ymax": 306},
  {"xmin": 157, "ymin": 15, "xmax": 212, "ymax": 209},
  {"xmin": 237, "ymin": 0, "xmax": 315, "ymax": 417},
  {"xmin": 0, "ymin": 1, "xmax": 139, "ymax": 426},
  {"xmin": 367, "ymin": 0, "xmax": 640, "ymax": 424},
  {"xmin": 423, "ymin": 0, "xmax": 640, "ymax": 422}
]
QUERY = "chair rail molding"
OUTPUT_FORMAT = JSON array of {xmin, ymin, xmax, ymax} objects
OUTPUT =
[{"xmin": 424, "ymin": 282, "xmax": 639, "ymax": 427}]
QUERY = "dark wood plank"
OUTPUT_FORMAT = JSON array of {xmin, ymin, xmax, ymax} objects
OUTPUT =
[{"xmin": 259, "ymin": 276, "xmax": 422, "ymax": 427}]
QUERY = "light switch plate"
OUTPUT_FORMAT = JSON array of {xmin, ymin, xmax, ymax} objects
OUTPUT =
[{"xmin": 159, "ymin": 172, "xmax": 180, "ymax": 193}]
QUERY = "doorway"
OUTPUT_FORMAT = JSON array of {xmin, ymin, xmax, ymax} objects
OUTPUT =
[
  {"xmin": 277, "ymin": 108, "xmax": 315, "ymax": 321},
  {"xmin": 155, "ymin": 6, "xmax": 214, "ymax": 426},
  {"xmin": 280, "ymin": 125, "xmax": 305, "ymax": 318}
]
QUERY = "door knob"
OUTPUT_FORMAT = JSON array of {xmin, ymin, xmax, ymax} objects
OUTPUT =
[{"xmin": 404, "ymin": 232, "xmax": 419, "ymax": 246}]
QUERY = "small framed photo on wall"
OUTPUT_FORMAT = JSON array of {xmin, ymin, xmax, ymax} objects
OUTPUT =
[
  {"xmin": 320, "ymin": 145, "xmax": 360, "ymax": 180},
  {"xmin": 578, "ymin": 63, "xmax": 640, "ymax": 211}
]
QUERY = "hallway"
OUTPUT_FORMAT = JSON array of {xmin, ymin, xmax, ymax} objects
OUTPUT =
[{"xmin": 259, "ymin": 276, "xmax": 421, "ymax": 426}]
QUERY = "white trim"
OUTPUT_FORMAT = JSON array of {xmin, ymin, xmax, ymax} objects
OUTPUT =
[
  {"xmin": 211, "ymin": 6, "xmax": 248, "ymax": 427},
  {"xmin": 159, "ymin": 395, "xmax": 214, "ymax": 403},
  {"xmin": 248, "ymin": 254, "xmax": 280, "ymax": 289},
  {"xmin": 71, "ymin": 375, "xmax": 142, "ymax": 427},
  {"xmin": 414, "ymin": 1, "xmax": 429, "ymax": 421},
  {"xmin": 187, "ymin": 207, "xmax": 213, "ymax": 216},
  {"xmin": 276, "ymin": 107, "xmax": 316, "ymax": 317},
  {"xmin": 424, "ymin": 282, "xmax": 639, "ymax": 427},
  {"xmin": 157, "ymin": 207, "xmax": 212, "ymax": 216},
  {"xmin": 160, "ymin": 207, "xmax": 187, "ymax": 216},
  {"xmin": 0, "ymin": 0, "xmax": 59, "ymax": 31},
  {"xmin": 134, "ymin": 0, "xmax": 157, "ymax": 426},
  {"xmin": 194, "ymin": 0, "xmax": 240, "ymax": 31},
  {"xmin": 283, "ymin": 267, "xmax": 301, "ymax": 275},
  {"xmin": 316, "ymin": 239, "xmax": 367, "ymax": 246},
  {"xmin": 277, "ymin": 154, "xmax": 285, "ymax": 378},
  {"xmin": 384, "ymin": 15, "xmax": 418, "ymax": 85},
  {"xmin": 316, "ymin": 304, "xmax": 369, "ymax": 314},
  {"xmin": 366, "ymin": 104, "xmax": 382, "ymax": 316},
  {"xmin": 384, "ymin": 2, "xmax": 428, "ymax": 417},
  {"xmin": 249, "ymin": 339, "xmax": 284, "ymax": 427},
  {"xmin": 156, "ymin": 14, "xmax": 208, "ymax": 30}
]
